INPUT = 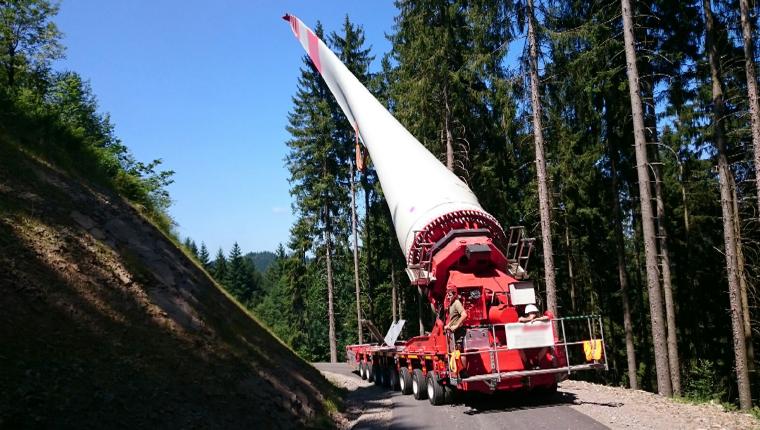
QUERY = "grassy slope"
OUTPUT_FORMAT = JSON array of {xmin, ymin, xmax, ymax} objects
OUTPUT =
[{"xmin": 0, "ymin": 136, "xmax": 342, "ymax": 429}]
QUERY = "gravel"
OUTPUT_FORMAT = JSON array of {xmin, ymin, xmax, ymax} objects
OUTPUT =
[
  {"xmin": 319, "ymin": 371, "xmax": 393, "ymax": 430},
  {"xmin": 561, "ymin": 380, "xmax": 759, "ymax": 430}
]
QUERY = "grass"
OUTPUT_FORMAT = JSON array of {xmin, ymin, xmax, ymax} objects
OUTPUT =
[
  {"xmin": 751, "ymin": 406, "xmax": 760, "ymax": 420},
  {"xmin": 673, "ymin": 395, "xmax": 760, "ymax": 419},
  {"xmin": 0, "ymin": 130, "xmax": 345, "ymax": 429}
]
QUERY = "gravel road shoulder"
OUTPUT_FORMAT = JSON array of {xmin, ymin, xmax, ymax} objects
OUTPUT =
[
  {"xmin": 561, "ymin": 380, "xmax": 759, "ymax": 430},
  {"xmin": 320, "ymin": 370, "xmax": 392, "ymax": 429}
]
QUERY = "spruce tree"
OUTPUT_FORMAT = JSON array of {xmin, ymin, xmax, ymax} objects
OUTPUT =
[
  {"xmin": 198, "ymin": 242, "xmax": 210, "ymax": 268},
  {"xmin": 329, "ymin": 16, "xmax": 374, "ymax": 345},
  {"xmin": 213, "ymin": 247, "xmax": 227, "ymax": 283},
  {"xmin": 285, "ymin": 22, "xmax": 350, "ymax": 362},
  {"xmin": 621, "ymin": 0, "xmax": 672, "ymax": 396},
  {"xmin": 703, "ymin": 0, "xmax": 752, "ymax": 409},
  {"xmin": 226, "ymin": 242, "xmax": 251, "ymax": 302}
]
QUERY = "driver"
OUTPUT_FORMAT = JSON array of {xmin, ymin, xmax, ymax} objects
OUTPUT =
[{"xmin": 444, "ymin": 289, "xmax": 467, "ymax": 346}]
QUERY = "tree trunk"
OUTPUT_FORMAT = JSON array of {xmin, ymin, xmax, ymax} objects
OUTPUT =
[
  {"xmin": 398, "ymin": 275, "xmax": 404, "ymax": 321},
  {"xmin": 620, "ymin": 0, "xmax": 672, "ymax": 396},
  {"xmin": 739, "ymin": 0, "xmax": 760, "ymax": 208},
  {"xmin": 704, "ymin": 0, "xmax": 752, "ymax": 409},
  {"xmin": 564, "ymin": 212, "xmax": 576, "ymax": 313},
  {"xmin": 680, "ymin": 161, "xmax": 690, "ymax": 239},
  {"xmin": 350, "ymin": 165, "xmax": 363, "ymax": 344},
  {"xmin": 611, "ymin": 140, "xmax": 638, "ymax": 390},
  {"xmin": 391, "ymin": 258, "xmax": 398, "ymax": 323},
  {"xmin": 527, "ymin": 0, "xmax": 557, "ymax": 315},
  {"xmin": 363, "ymin": 176, "xmax": 372, "ymax": 321},
  {"xmin": 633, "ymin": 211, "xmax": 654, "ymax": 389},
  {"xmin": 732, "ymin": 179, "xmax": 755, "ymax": 372},
  {"xmin": 444, "ymin": 84, "xmax": 455, "ymax": 172},
  {"xmin": 652, "ymin": 153, "xmax": 681, "ymax": 395},
  {"xmin": 325, "ymin": 228, "xmax": 338, "ymax": 363},
  {"xmin": 6, "ymin": 44, "xmax": 15, "ymax": 88}
]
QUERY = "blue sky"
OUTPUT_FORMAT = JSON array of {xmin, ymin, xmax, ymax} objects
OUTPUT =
[{"xmin": 54, "ymin": 1, "xmax": 397, "ymax": 255}]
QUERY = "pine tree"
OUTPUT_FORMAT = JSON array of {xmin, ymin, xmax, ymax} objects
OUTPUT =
[
  {"xmin": 703, "ymin": 0, "xmax": 752, "ymax": 410},
  {"xmin": 738, "ymin": 0, "xmax": 760, "ymax": 210},
  {"xmin": 198, "ymin": 242, "xmax": 210, "ymax": 268},
  {"xmin": 389, "ymin": 0, "xmax": 501, "ymax": 180},
  {"xmin": 329, "ymin": 16, "xmax": 374, "ymax": 345},
  {"xmin": 620, "ymin": 0, "xmax": 672, "ymax": 396},
  {"xmin": 226, "ymin": 243, "xmax": 245, "ymax": 299},
  {"xmin": 525, "ymin": 0, "xmax": 557, "ymax": 315},
  {"xmin": 213, "ymin": 247, "xmax": 227, "ymax": 283},
  {"xmin": 285, "ymin": 22, "xmax": 351, "ymax": 362}
]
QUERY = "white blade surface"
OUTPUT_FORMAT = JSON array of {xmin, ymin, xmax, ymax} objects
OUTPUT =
[{"xmin": 283, "ymin": 14, "xmax": 503, "ymax": 263}]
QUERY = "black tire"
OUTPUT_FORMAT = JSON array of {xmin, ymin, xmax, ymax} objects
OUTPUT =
[
  {"xmin": 375, "ymin": 366, "xmax": 385, "ymax": 387},
  {"xmin": 381, "ymin": 367, "xmax": 391, "ymax": 388},
  {"xmin": 360, "ymin": 362, "xmax": 367, "ymax": 380},
  {"xmin": 367, "ymin": 362, "xmax": 375, "ymax": 382},
  {"xmin": 388, "ymin": 368, "xmax": 400, "ymax": 391},
  {"xmin": 399, "ymin": 368, "xmax": 413, "ymax": 395},
  {"xmin": 412, "ymin": 369, "xmax": 428, "ymax": 400},
  {"xmin": 427, "ymin": 373, "xmax": 446, "ymax": 405},
  {"xmin": 443, "ymin": 385, "xmax": 458, "ymax": 404},
  {"xmin": 535, "ymin": 382, "xmax": 558, "ymax": 399}
]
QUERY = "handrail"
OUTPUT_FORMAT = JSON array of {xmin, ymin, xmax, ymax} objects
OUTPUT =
[{"xmin": 455, "ymin": 315, "xmax": 609, "ymax": 377}]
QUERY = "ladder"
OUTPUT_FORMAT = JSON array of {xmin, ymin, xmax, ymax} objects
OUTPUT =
[{"xmin": 506, "ymin": 226, "xmax": 535, "ymax": 279}]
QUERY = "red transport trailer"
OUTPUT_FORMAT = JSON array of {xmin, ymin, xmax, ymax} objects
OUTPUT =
[
  {"xmin": 282, "ymin": 14, "xmax": 607, "ymax": 405},
  {"xmin": 346, "ymin": 227, "xmax": 607, "ymax": 405}
]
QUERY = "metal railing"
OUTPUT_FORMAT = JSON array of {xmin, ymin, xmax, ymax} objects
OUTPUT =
[{"xmin": 457, "ymin": 315, "xmax": 608, "ymax": 384}]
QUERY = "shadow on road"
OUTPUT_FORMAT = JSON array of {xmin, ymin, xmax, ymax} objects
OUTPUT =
[{"xmin": 459, "ymin": 389, "xmax": 621, "ymax": 415}]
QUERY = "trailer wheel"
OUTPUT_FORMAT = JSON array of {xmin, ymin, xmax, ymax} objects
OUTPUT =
[
  {"xmin": 359, "ymin": 362, "xmax": 367, "ymax": 380},
  {"xmin": 427, "ymin": 373, "xmax": 446, "ymax": 405},
  {"xmin": 376, "ymin": 366, "xmax": 384, "ymax": 386},
  {"xmin": 412, "ymin": 369, "xmax": 428, "ymax": 400},
  {"xmin": 367, "ymin": 362, "xmax": 375, "ymax": 382},
  {"xmin": 381, "ymin": 367, "xmax": 391, "ymax": 388},
  {"xmin": 535, "ymin": 382, "xmax": 558, "ymax": 398},
  {"xmin": 399, "ymin": 368, "xmax": 413, "ymax": 395},
  {"xmin": 388, "ymin": 368, "xmax": 400, "ymax": 391},
  {"xmin": 443, "ymin": 385, "xmax": 458, "ymax": 404}
]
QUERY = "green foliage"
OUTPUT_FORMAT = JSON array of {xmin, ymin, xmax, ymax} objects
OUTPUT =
[
  {"xmin": 751, "ymin": 407, "xmax": 760, "ymax": 420},
  {"xmin": 683, "ymin": 359, "xmax": 726, "ymax": 402},
  {"xmin": 0, "ymin": 0, "xmax": 174, "ymax": 235},
  {"xmin": 224, "ymin": 242, "xmax": 261, "ymax": 305},
  {"xmin": 0, "ymin": 1, "xmax": 175, "ymax": 235},
  {"xmin": 0, "ymin": 0, "xmax": 63, "ymax": 87},
  {"xmin": 212, "ymin": 247, "xmax": 227, "ymax": 281},
  {"xmin": 198, "ymin": 242, "xmax": 210, "ymax": 268},
  {"xmin": 244, "ymin": 250, "xmax": 276, "ymax": 272}
]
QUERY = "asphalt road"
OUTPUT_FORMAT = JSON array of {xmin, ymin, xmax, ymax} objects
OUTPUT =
[{"xmin": 314, "ymin": 362, "xmax": 608, "ymax": 430}]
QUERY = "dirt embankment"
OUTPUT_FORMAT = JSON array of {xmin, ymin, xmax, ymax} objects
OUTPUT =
[{"xmin": 0, "ymin": 141, "xmax": 340, "ymax": 429}]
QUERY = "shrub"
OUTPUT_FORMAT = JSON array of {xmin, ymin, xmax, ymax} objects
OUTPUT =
[{"xmin": 683, "ymin": 359, "xmax": 726, "ymax": 402}]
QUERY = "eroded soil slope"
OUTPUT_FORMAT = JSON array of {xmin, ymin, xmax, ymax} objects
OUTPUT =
[{"xmin": 0, "ymin": 141, "xmax": 340, "ymax": 429}]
